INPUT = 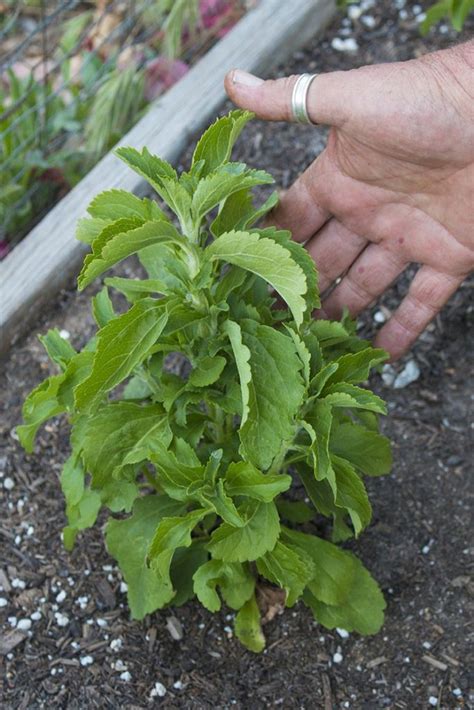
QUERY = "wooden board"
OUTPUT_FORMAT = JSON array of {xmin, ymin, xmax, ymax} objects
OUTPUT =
[{"xmin": 0, "ymin": 0, "xmax": 336, "ymax": 354}]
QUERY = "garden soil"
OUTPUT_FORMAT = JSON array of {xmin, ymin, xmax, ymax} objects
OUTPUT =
[{"xmin": 1, "ymin": 2, "xmax": 473, "ymax": 707}]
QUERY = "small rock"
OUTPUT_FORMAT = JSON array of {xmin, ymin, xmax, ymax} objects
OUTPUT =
[
  {"xmin": 59, "ymin": 329, "xmax": 70, "ymax": 340},
  {"xmin": 80, "ymin": 655, "xmax": 94, "ymax": 667},
  {"xmin": 120, "ymin": 671, "xmax": 132, "ymax": 682},
  {"xmin": 54, "ymin": 612, "xmax": 69, "ymax": 627},
  {"xmin": 333, "ymin": 652, "xmax": 343, "ymax": 664},
  {"xmin": 348, "ymin": 4, "xmax": 362, "ymax": 20},
  {"xmin": 110, "ymin": 638, "xmax": 123, "ymax": 652},
  {"xmin": 0, "ymin": 598, "xmax": 8, "ymax": 608},
  {"xmin": 373, "ymin": 310, "xmax": 386, "ymax": 324},
  {"xmin": 361, "ymin": 15, "xmax": 376, "ymax": 28},
  {"xmin": 56, "ymin": 590, "xmax": 66, "ymax": 603},
  {"xmin": 412, "ymin": 3, "xmax": 422, "ymax": 13},
  {"xmin": 8, "ymin": 617, "xmax": 17, "ymax": 627},
  {"xmin": 336, "ymin": 628, "xmax": 350, "ymax": 639},
  {"xmin": 3, "ymin": 477, "xmax": 15, "ymax": 491},
  {"xmin": 150, "ymin": 681, "xmax": 167, "ymax": 698},
  {"xmin": 17, "ymin": 619, "xmax": 32, "ymax": 631},
  {"xmin": 428, "ymin": 697, "xmax": 438, "ymax": 707},
  {"xmin": 113, "ymin": 659, "xmax": 128, "ymax": 672},
  {"xmin": 31, "ymin": 611, "xmax": 42, "ymax": 621},
  {"xmin": 331, "ymin": 37, "xmax": 359, "ymax": 53},
  {"xmin": 166, "ymin": 616, "xmax": 183, "ymax": 641},
  {"xmin": 11, "ymin": 578, "xmax": 26, "ymax": 590},
  {"xmin": 173, "ymin": 680, "xmax": 184, "ymax": 690},
  {"xmin": 452, "ymin": 689, "xmax": 462, "ymax": 697}
]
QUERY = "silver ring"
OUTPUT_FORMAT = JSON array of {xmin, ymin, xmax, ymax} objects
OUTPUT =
[{"xmin": 291, "ymin": 73, "xmax": 317, "ymax": 125}]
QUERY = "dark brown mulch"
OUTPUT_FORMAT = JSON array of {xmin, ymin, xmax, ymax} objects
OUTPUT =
[{"xmin": 1, "ymin": 1, "xmax": 473, "ymax": 708}]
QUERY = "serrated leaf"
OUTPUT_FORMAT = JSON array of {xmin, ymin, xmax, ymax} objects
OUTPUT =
[
  {"xmin": 207, "ymin": 500, "xmax": 279, "ymax": 562},
  {"xmin": 239, "ymin": 321, "xmax": 305, "ymax": 470},
  {"xmin": 189, "ymin": 355, "xmax": 226, "ymax": 387},
  {"xmin": 193, "ymin": 558, "xmax": 255, "ymax": 612},
  {"xmin": 87, "ymin": 188, "xmax": 165, "ymax": 221},
  {"xmin": 208, "ymin": 231, "xmax": 307, "ymax": 326},
  {"xmin": 63, "ymin": 487, "xmax": 102, "ymax": 551},
  {"xmin": 75, "ymin": 299, "xmax": 168, "ymax": 412},
  {"xmin": 309, "ymin": 363, "xmax": 339, "ymax": 397},
  {"xmin": 39, "ymin": 329, "xmax": 76, "ymax": 371},
  {"xmin": 331, "ymin": 455, "xmax": 372, "ymax": 536},
  {"xmin": 61, "ymin": 454, "xmax": 84, "ymax": 508},
  {"xmin": 105, "ymin": 495, "xmax": 185, "ymax": 619},
  {"xmin": 325, "ymin": 347, "xmax": 388, "ymax": 387},
  {"xmin": 105, "ymin": 276, "xmax": 169, "ymax": 302},
  {"xmin": 211, "ymin": 189, "xmax": 279, "ymax": 238},
  {"xmin": 148, "ymin": 508, "xmax": 209, "ymax": 606},
  {"xmin": 17, "ymin": 375, "xmax": 66, "ymax": 453},
  {"xmin": 149, "ymin": 446, "xmax": 204, "ymax": 501},
  {"xmin": 302, "ymin": 399, "xmax": 336, "ymax": 494},
  {"xmin": 257, "ymin": 540, "xmax": 315, "ymax": 607},
  {"xmin": 79, "ymin": 220, "xmax": 184, "ymax": 289},
  {"xmin": 323, "ymin": 383, "xmax": 387, "ymax": 415},
  {"xmin": 257, "ymin": 227, "xmax": 320, "ymax": 312},
  {"xmin": 92, "ymin": 286, "xmax": 115, "ymax": 327},
  {"xmin": 224, "ymin": 462, "xmax": 291, "ymax": 502},
  {"xmin": 101, "ymin": 480, "xmax": 139, "ymax": 513},
  {"xmin": 76, "ymin": 217, "xmax": 109, "ymax": 244},
  {"xmin": 192, "ymin": 110, "xmax": 254, "ymax": 176},
  {"xmin": 222, "ymin": 320, "xmax": 251, "ymax": 424},
  {"xmin": 81, "ymin": 402, "xmax": 172, "ymax": 486},
  {"xmin": 330, "ymin": 422, "xmax": 392, "ymax": 476},
  {"xmin": 192, "ymin": 167, "xmax": 274, "ymax": 224},
  {"xmin": 234, "ymin": 594, "xmax": 265, "ymax": 653}
]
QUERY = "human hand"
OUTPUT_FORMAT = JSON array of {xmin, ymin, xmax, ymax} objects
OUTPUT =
[{"xmin": 225, "ymin": 42, "xmax": 474, "ymax": 359}]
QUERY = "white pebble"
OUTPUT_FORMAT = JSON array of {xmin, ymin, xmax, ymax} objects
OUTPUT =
[
  {"xmin": 31, "ymin": 611, "xmax": 42, "ymax": 621},
  {"xmin": 114, "ymin": 659, "xmax": 128, "ymax": 672},
  {"xmin": 422, "ymin": 641, "xmax": 432, "ymax": 649},
  {"xmin": 0, "ymin": 598, "xmax": 8, "ymax": 607},
  {"xmin": 412, "ymin": 4, "xmax": 422, "ymax": 13},
  {"xmin": 14, "ymin": 535, "xmax": 22, "ymax": 546},
  {"xmin": 11, "ymin": 578, "xmax": 26, "ymax": 590},
  {"xmin": 416, "ymin": 12, "xmax": 426, "ymax": 22},
  {"xmin": 361, "ymin": 15, "xmax": 376, "ymax": 28},
  {"xmin": 336, "ymin": 628, "xmax": 350, "ymax": 639},
  {"xmin": 452, "ymin": 689, "xmax": 462, "ymax": 697},
  {"xmin": 59, "ymin": 329, "xmax": 70, "ymax": 339},
  {"xmin": 26, "ymin": 526, "xmax": 34, "ymax": 537},
  {"xmin": 8, "ymin": 616, "xmax": 17, "ymax": 627},
  {"xmin": 120, "ymin": 581, "xmax": 128, "ymax": 593},
  {"xmin": 173, "ymin": 680, "xmax": 184, "ymax": 690},
  {"xmin": 80, "ymin": 655, "xmax": 94, "ymax": 667},
  {"xmin": 54, "ymin": 612, "xmax": 69, "ymax": 627},
  {"xmin": 331, "ymin": 37, "xmax": 359, "ymax": 53},
  {"xmin": 56, "ymin": 590, "xmax": 67, "ymax": 603},
  {"xmin": 17, "ymin": 619, "xmax": 32, "ymax": 631},
  {"xmin": 150, "ymin": 681, "xmax": 167, "ymax": 698},
  {"xmin": 428, "ymin": 697, "xmax": 438, "ymax": 707},
  {"xmin": 373, "ymin": 310, "xmax": 386, "ymax": 324},
  {"xmin": 96, "ymin": 618, "xmax": 108, "ymax": 628},
  {"xmin": 110, "ymin": 638, "xmax": 123, "ymax": 652},
  {"xmin": 120, "ymin": 671, "xmax": 132, "ymax": 682},
  {"xmin": 102, "ymin": 565, "xmax": 114, "ymax": 572},
  {"xmin": 333, "ymin": 652, "xmax": 343, "ymax": 664},
  {"xmin": 399, "ymin": 9, "xmax": 408, "ymax": 19},
  {"xmin": 348, "ymin": 5, "xmax": 362, "ymax": 20},
  {"xmin": 3, "ymin": 477, "xmax": 15, "ymax": 491}
]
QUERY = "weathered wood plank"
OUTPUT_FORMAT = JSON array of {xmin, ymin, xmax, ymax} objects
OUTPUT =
[{"xmin": 0, "ymin": 0, "xmax": 336, "ymax": 354}]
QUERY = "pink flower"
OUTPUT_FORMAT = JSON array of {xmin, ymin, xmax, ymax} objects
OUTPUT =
[
  {"xmin": 200, "ymin": 0, "xmax": 236, "ymax": 36},
  {"xmin": 144, "ymin": 56, "xmax": 189, "ymax": 101}
]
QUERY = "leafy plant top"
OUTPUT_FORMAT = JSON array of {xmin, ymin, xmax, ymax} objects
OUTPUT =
[{"xmin": 18, "ymin": 111, "xmax": 392, "ymax": 652}]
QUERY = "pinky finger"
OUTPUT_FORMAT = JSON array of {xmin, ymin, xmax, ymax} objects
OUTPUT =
[{"xmin": 374, "ymin": 266, "xmax": 464, "ymax": 361}]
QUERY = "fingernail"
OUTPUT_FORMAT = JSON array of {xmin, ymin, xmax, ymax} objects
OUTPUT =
[{"xmin": 231, "ymin": 70, "xmax": 264, "ymax": 87}]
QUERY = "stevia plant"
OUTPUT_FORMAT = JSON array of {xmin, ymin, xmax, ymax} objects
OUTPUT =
[{"xmin": 18, "ymin": 111, "xmax": 392, "ymax": 652}]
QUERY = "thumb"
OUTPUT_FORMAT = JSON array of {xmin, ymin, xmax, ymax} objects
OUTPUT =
[{"xmin": 224, "ymin": 69, "xmax": 352, "ymax": 126}]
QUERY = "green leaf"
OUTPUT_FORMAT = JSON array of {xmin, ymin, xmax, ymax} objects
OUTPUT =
[
  {"xmin": 257, "ymin": 227, "xmax": 320, "ymax": 311},
  {"xmin": 78, "ymin": 220, "xmax": 184, "ymax": 289},
  {"xmin": 148, "ymin": 508, "xmax": 209, "ymax": 606},
  {"xmin": 193, "ymin": 559, "xmax": 255, "ymax": 612},
  {"xmin": 331, "ymin": 455, "xmax": 372, "ymax": 536},
  {"xmin": 207, "ymin": 500, "xmax": 280, "ymax": 562},
  {"xmin": 106, "ymin": 495, "xmax": 185, "ymax": 619},
  {"xmin": 323, "ymin": 383, "xmax": 387, "ymax": 415},
  {"xmin": 76, "ymin": 217, "xmax": 109, "ymax": 244},
  {"xmin": 234, "ymin": 594, "xmax": 265, "ymax": 653},
  {"xmin": 309, "ymin": 363, "xmax": 339, "ymax": 397},
  {"xmin": 149, "ymin": 446, "xmax": 204, "ymax": 501},
  {"xmin": 17, "ymin": 375, "xmax": 66, "ymax": 453},
  {"xmin": 325, "ymin": 347, "xmax": 388, "ymax": 387},
  {"xmin": 276, "ymin": 499, "xmax": 315, "ymax": 524},
  {"xmin": 189, "ymin": 355, "xmax": 226, "ymax": 387},
  {"xmin": 105, "ymin": 276, "xmax": 169, "ymax": 302},
  {"xmin": 39, "ymin": 329, "xmax": 76, "ymax": 371},
  {"xmin": 75, "ymin": 299, "xmax": 168, "ymax": 412},
  {"xmin": 208, "ymin": 231, "xmax": 307, "ymax": 326},
  {"xmin": 222, "ymin": 320, "xmax": 251, "ymax": 424},
  {"xmin": 61, "ymin": 454, "xmax": 84, "ymax": 508},
  {"xmin": 81, "ymin": 402, "xmax": 172, "ymax": 486},
  {"xmin": 63, "ymin": 487, "xmax": 102, "ymax": 551},
  {"xmin": 87, "ymin": 188, "xmax": 165, "ymax": 221},
  {"xmin": 224, "ymin": 462, "xmax": 291, "ymax": 502},
  {"xmin": 330, "ymin": 422, "xmax": 392, "ymax": 476},
  {"xmin": 303, "ymin": 399, "xmax": 336, "ymax": 493},
  {"xmin": 101, "ymin": 480, "xmax": 139, "ymax": 513},
  {"xmin": 257, "ymin": 541, "xmax": 315, "ymax": 607},
  {"xmin": 192, "ymin": 167, "xmax": 274, "ymax": 224},
  {"xmin": 92, "ymin": 286, "xmax": 115, "ymax": 328},
  {"xmin": 191, "ymin": 110, "xmax": 254, "ymax": 176},
  {"xmin": 239, "ymin": 321, "xmax": 305, "ymax": 470},
  {"xmin": 169, "ymin": 543, "xmax": 209, "ymax": 606}
]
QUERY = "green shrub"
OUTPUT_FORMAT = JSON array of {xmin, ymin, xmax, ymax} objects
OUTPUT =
[{"xmin": 18, "ymin": 112, "xmax": 391, "ymax": 651}]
